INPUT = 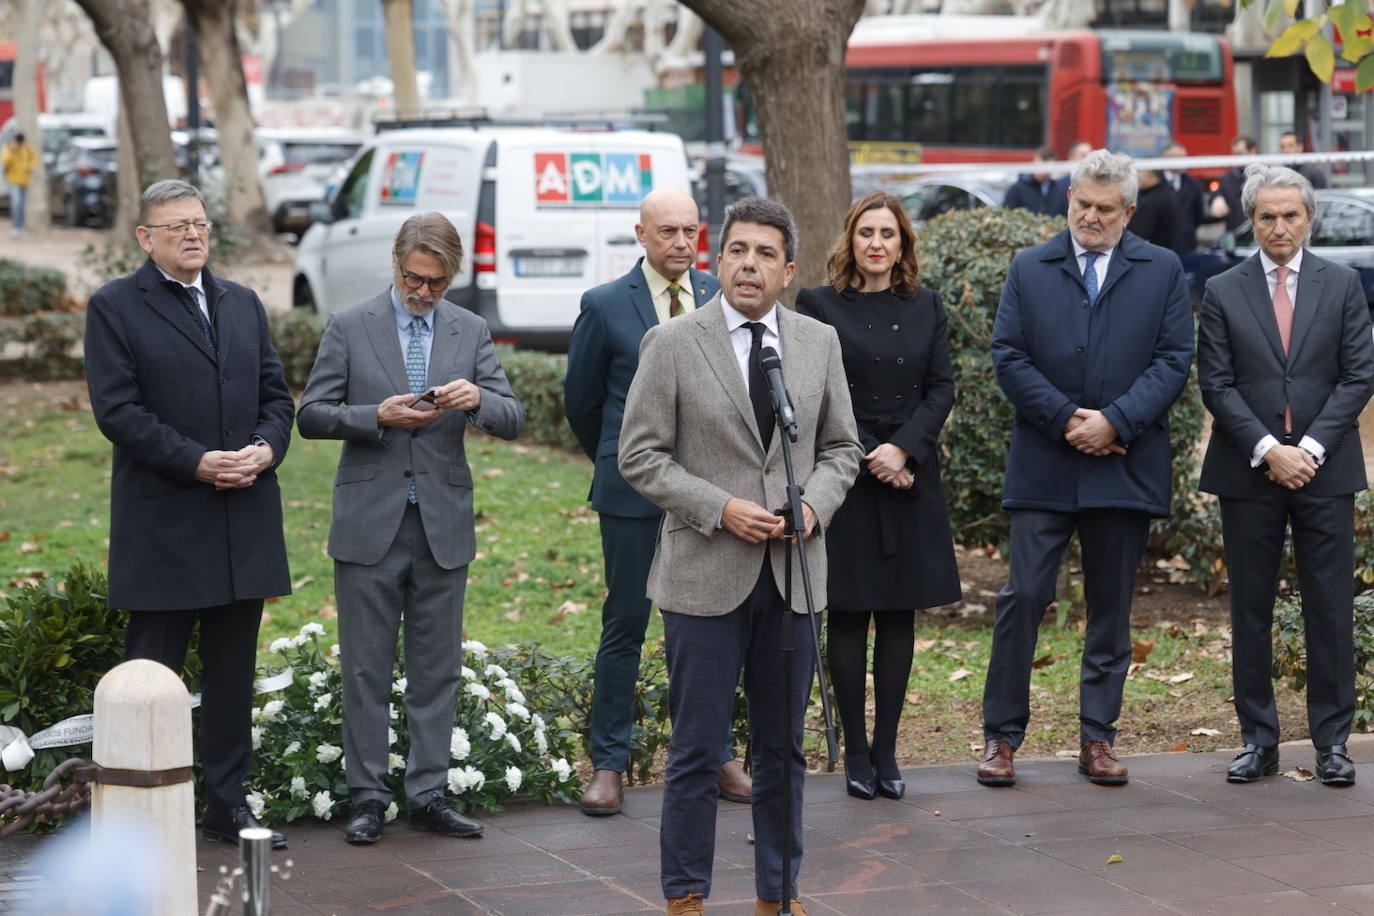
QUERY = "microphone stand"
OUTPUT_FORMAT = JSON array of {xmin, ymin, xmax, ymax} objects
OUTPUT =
[{"xmin": 770, "ymin": 386, "xmax": 838, "ymax": 916}]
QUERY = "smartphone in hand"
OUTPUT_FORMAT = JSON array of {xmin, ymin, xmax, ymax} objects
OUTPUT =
[{"xmin": 408, "ymin": 387, "xmax": 440, "ymax": 411}]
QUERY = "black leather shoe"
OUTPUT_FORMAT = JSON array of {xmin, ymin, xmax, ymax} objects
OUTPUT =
[
  {"xmin": 876, "ymin": 776, "xmax": 906, "ymax": 799},
  {"xmin": 408, "ymin": 797, "xmax": 483, "ymax": 837},
  {"xmin": 344, "ymin": 799, "xmax": 387, "ymax": 844},
  {"xmin": 202, "ymin": 805, "xmax": 287, "ymax": 849},
  {"xmin": 1316, "ymin": 744, "xmax": 1356, "ymax": 786},
  {"xmin": 843, "ymin": 754, "xmax": 875, "ymax": 800},
  {"xmin": 1226, "ymin": 744, "xmax": 1279, "ymax": 783}
]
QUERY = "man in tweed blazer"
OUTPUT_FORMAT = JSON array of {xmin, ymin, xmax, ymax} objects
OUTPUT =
[
  {"xmin": 298, "ymin": 213, "xmax": 524, "ymax": 845},
  {"xmin": 620, "ymin": 198, "xmax": 861, "ymax": 915}
]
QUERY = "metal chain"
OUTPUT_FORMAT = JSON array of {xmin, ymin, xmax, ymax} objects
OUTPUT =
[{"xmin": 0, "ymin": 758, "xmax": 92, "ymax": 838}]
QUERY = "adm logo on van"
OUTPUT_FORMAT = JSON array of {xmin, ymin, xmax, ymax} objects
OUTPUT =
[{"xmin": 535, "ymin": 152, "xmax": 653, "ymax": 207}]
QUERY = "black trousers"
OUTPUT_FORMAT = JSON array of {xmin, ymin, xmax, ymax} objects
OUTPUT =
[
  {"xmin": 1220, "ymin": 491, "xmax": 1356, "ymax": 748},
  {"xmin": 982, "ymin": 508, "xmax": 1149, "ymax": 748},
  {"xmin": 124, "ymin": 599, "xmax": 263, "ymax": 810}
]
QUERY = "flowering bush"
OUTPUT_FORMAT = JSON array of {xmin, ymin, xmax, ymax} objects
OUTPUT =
[{"xmin": 246, "ymin": 625, "xmax": 582, "ymax": 824}]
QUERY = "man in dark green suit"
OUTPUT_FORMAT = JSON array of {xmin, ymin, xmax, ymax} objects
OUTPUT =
[{"xmin": 565, "ymin": 187, "xmax": 748, "ymax": 815}]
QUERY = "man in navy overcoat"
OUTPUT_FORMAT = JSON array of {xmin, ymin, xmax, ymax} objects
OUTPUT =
[
  {"xmin": 565, "ymin": 188, "xmax": 750, "ymax": 814},
  {"xmin": 977, "ymin": 150, "xmax": 1194, "ymax": 788}
]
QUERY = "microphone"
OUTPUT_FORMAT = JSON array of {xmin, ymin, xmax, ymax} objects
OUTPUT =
[{"xmin": 758, "ymin": 346, "xmax": 798, "ymax": 442}]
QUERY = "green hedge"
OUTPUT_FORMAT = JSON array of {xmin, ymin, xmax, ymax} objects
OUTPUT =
[
  {"xmin": 496, "ymin": 346, "xmax": 579, "ymax": 452},
  {"xmin": 267, "ymin": 308, "xmax": 327, "ymax": 390},
  {"xmin": 0, "ymin": 258, "xmax": 68, "ymax": 317},
  {"xmin": 1274, "ymin": 591, "xmax": 1374, "ymax": 731}
]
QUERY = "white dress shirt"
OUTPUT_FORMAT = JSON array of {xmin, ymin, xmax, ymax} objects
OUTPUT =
[
  {"xmin": 720, "ymin": 296, "xmax": 781, "ymax": 392},
  {"xmin": 1069, "ymin": 237, "xmax": 1113, "ymax": 290}
]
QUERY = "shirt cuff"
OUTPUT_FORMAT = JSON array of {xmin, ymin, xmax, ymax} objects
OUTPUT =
[
  {"xmin": 1298, "ymin": 435, "xmax": 1326, "ymax": 465},
  {"xmin": 1250, "ymin": 434, "xmax": 1279, "ymax": 468}
]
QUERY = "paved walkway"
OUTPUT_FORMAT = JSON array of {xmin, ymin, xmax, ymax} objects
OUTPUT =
[{"xmin": 4, "ymin": 735, "xmax": 1374, "ymax": 914}]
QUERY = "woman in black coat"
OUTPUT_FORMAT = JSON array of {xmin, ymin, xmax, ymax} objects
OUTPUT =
[{"xmin": 796, "ymin": 191, "xmax": 961, "ymax": 800}]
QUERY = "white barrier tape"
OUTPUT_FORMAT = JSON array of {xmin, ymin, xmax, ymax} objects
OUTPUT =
[{"xmin": 2, "ymin": 668, "xmax": 294, "ymax": 772}]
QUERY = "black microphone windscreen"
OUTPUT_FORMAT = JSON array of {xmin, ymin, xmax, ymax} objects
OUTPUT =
[{"xmin": 759, "ymin": 346, "xmax": 782, "ymax": 372}]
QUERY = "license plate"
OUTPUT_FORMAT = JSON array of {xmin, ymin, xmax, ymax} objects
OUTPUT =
[{"xmin": 514, "ymin": 257, "xmax": 583, "ymax": 278}]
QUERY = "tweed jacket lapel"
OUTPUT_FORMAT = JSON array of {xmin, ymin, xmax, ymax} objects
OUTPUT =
[
  {"xmin": 362, "ymin": 290, "xmax": 412, "ymax": 395},
  {"xmin": 691, "ymin": 295, "xmax": 766, "ymax": 449}
]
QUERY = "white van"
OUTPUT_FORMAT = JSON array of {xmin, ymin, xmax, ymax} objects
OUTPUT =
[{"xmin": 293, "ymin": 123, "xmax": 695, "ymax": 350}]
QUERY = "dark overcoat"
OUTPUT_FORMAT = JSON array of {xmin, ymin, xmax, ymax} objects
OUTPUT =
[
  {"xmin": 990, "ymin": 229, "xmax": 1194, "ymax": 518},
  {"xmin": 85, "ymin": 258, "xmax": 294, "ymax": 610},
  {"xmin": 796, "ymin": 284, "xmax": 961, "ymax": 611}
]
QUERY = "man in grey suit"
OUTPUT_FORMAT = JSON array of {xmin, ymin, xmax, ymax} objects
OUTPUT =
[
  {"xmin": 565, "ymin": 188, "xmax": 750, "ymax": 816},
  {"xmin": 620, "ymin": 198, "xmax": 861, "ymax": 916},
  {"xmin": 1198, "ymin": 164, "xmax": 1374, "ymax": 786},
  {"xmin": 298, "ymin": 212, "xmax": 525, "ymax": 843}
]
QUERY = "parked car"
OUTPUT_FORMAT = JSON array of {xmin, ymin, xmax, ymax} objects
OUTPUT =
[
  {"xmin": 294, "ymin": 123, "xmax": 694, "ymax": 351},
  {"xmin": 0, "ymin": 112, "xmax": 112, "ymax": 212},
  {"xmin": 894, "ymin": 172, "xmax": 1016, "ymax": 223},
  {"xmin": 1185, "ymin": 188, "xmax": 1374, "ymax": 307},
  {"xmin": 257, "ymin": 127, "xmax": 365, "ymax": 237},
  {"xmin": 48, "ymin": 136, "xmax": 118, "ymax": 228}
]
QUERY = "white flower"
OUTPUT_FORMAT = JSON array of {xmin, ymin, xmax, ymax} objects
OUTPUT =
[
  {"xmin": 531, "ymin": 714, "xmax": 546, "ymax": 732},
  {"xmin": 311, "ymin": 790, "xmax": 333, "ymax": 819},
  {"xmin": 290, "ymin": 633, "xmax": 310, "ymax": 648},
  {"xmin": 484, "ymin": 663, "xmax": 508, "ymax": 680},
  {"xmin": 290, "ymin": 776, "xmax": 307, "ymax": 800},
  {"xmin": 505, "ymin": 702, "xmax": 530, "ymax": 721},
  {"xmin": 392, "ymin": 677, "xmax": 408, "ymax": 694},
  {"xmin": 384, "ymin": 802, "xmax": 398, "ymax": 823},
  {"xmin": 388, "ymin": 727, "xmax": 398, "ymax": 747},
  {"xmin": 268, "ymin": 637, "xmax": 292, "ymax": 654},
  {"xmin": 450, "ymin": 728, "xmax": 470, "ymax": 761},
  {"xmin": 465, "ymin": 683, "xmax": 491, "ymax": 701},
  {"xmin": 534, "ymin": 729, "xmax": 548, "ymax": 756},
  {"xmin": 461, "ymin": 666, "xmax": 477, "ymax": 680},
  {"xmin": 505, "ymin": 766, "xmax": 522, "ymax": 793},
  {"xmin": 340, "ymin": 755, "xmax": 347, "ymax": 771},
  {"xmin": 316, "ymin": 744, "xmax": 343, "ymax": 764},
  {"xmin": 245, "ymin": 791, "xmax": 266, "ymax": 818},
  {"xmin": 550, "ymin": 758, "xmax": 572, "ymax": 782},
  {"xmin": 504, "ymin": 732, "xmax": 522, "ymax": 753},
  {"xmin": 389, "ymin": 703, "xmax": 399, "ymax": 720},
  {"xmin": 484, "ymin": 712, "xmax": 507, "ymax": 740},
  {"xmin": 250, "ymin": 725, "xmax": 263, "ymax": 750},
  {"xmin": 329, "ymin": 643, "xmax": 341, "ymax": 657},
  {"xmin": 387, "ymin": 753, "xmax": 404, "ymax": 774},
  {"xmin": 259, "ymin": 699, "xmax": 284, "ymax": 722},
  {"xmin": 446, "ymin": 765, "xmax": 485, "ymax": 794},
  {"xmin": 314, "ymin": 692, "xmax": 332, "ymax": 711},
  {"xmin": 308, "ymin": 671, "xmax": 329, "ymax": 693},
  {"xmin": 283, "ymin": 740, "xmax": 301, "ymax": 756},
  {"xmin": 299, "ymin": 622, "xmax": 326, "ymax": 638},
  {"xmin": 462, "ymin": 640, "xmax": 489, "ymax": 658},
  {"xmin": 504, "ymin": 684, "xmax": 527, "ymax": 705}
]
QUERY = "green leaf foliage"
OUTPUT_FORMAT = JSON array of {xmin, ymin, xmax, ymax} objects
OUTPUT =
[
  {"xmin": 1358, "ymin": 53, "xmax": 1374, "ymax": 91},
  {"xmin": 0, "ymin": 259, "xmax": 68, "ymax": 317},
  {"xmin": 1273, "ymin": 591, "xmax": 1374, "ymax": 731},
  {"xmin": 494, "ymin": 345, "xmax": 581, "ymax": 452},
  {"xmin": 1269, "ymin": 19, "xmax": 1321, "ymax": 57},
  {"xmin": 1306, "ymin": 32, "xmax": 1337, "ymax": 82}
]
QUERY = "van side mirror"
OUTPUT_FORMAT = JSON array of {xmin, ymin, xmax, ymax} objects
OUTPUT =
[{"xmin": 308, "ymin": 201, "xmax": 334, "ymax": 226}]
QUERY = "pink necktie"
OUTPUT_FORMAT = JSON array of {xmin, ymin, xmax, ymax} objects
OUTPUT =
[{"xmin": 1273, "ymin": 265, "xmax": 1293, "ymax": 432}]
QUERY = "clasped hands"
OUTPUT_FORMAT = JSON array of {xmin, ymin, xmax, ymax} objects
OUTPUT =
[
  {"xmin": 196, "ymin": 442, "xmax": 274, "ymax": 490},
  {"xmin": 722, "ymin": 497, "xmax": 817, "ymax": 543},
  {"xmin": 1064, "ymin": 408, "xmax": 1127, "ymax": 456},
  {"xmin": 1263, "ymin": 443, "xmax": 1317, "ymax": 490},
  {"xmin": 866, "ymin": 442, "xmax": 913, "ymax": 489},
  {"xmin": 377, "ymin": 379, "xmax": 482, "ymax": 428}
]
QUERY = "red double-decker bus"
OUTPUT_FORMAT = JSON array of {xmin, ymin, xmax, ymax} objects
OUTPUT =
[
  {"xmin": 0, "ymin": 41, "xmax": 47, "ymax": 127},
  {"xmin": 844, "ymin": 27, "xmax": 1237, "ymax": 170}
]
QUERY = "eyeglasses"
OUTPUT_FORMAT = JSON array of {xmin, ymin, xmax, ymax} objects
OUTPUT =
[
  {"xmin": 399, "ymin": 269, "xmax": 450, "ymax": 292},
  {"xmin": 145, "ymin": 220, "xmax": 214, "ymax": 237}
]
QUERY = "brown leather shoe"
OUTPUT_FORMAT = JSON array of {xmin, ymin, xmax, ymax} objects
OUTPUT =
[
  {"xmin": 579, "ymin": 768, "xmax": 623, "ymax": 816},
  {"xmin": 754, "ymin": 898, "xmax": 808, "ymax": 915},
  {"xmin": 718, "ymin": 758, "xmax": 752, "ymax": 803},
  {"xmin": 1079, "ymin": 740, "xmax": 1128, "ymax": 786},
  {"xmin": 666, "ymin": 893, "xmax": 705, "ymax": 915},
  {"xmin": 976, "ymin": 739, "xmax": 1015, "ymax": 786}
]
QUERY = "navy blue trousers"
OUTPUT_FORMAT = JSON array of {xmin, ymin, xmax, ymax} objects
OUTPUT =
[{"xmin": 660, "ymin": 561, "xmax": 814, "ymax": 901}]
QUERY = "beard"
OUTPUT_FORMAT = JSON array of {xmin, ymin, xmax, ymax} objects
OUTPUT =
[{"xmin": 402, "ymin": 292, "xmax": 436, "ymax": 316}]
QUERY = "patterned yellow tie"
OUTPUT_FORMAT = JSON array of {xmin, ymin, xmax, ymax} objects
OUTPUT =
[{"xmin": 668, "ymin": 283, "xmax": 684, "ymax": 318}]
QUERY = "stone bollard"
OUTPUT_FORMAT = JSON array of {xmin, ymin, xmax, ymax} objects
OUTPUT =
[{"xmin": 91, "ymin": 659, "xmax": 197, "ymax": 915}]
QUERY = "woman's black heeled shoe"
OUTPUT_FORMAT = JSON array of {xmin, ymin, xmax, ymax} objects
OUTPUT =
[
  {"xmin": 872, "ymin": 750, "xmax": 905, "ymax": 799},
  {"xmin": 844, "ymin": 756, "xmax": 876, "ymax": 800}
]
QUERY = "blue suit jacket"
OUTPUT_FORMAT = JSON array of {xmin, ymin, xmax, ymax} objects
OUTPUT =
[
  {"xmin": 565, "ymin": 258, "xmax": 720, "ymax": 518},
  {"xmin": 990, "ymin": 229, "xmax": 1194, "ymax": 517}
]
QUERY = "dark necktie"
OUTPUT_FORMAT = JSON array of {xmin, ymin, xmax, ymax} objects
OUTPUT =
[
  {"xmin": 405, "ymin": 316, "xmax": 427, "ymax": 504},
  {"xmin": 1083, "ymin": 251, "xmax": 1102, "ymax": 307},
  {"xmin": 668, "ymin": 282, "xmax": 685, "ymax": 318},
  {"xmin": 179, "ymin": 284, "xmax": 215, "ymax": 352},
  {"xmin": 745, "ymin": 321, "xmax": 773, "ymax": 450}
]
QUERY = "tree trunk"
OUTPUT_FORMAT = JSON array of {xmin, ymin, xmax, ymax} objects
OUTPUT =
[
  {"xmin": 381, "ymin": 0, "xmax": 422, "ymax": 115},
  {"xmin": 15, "ymin": 0, "xmax": 49, "ymax": 233},
  {"xmin": 181, "ymin": 0, "xmax": 276, "ymax": 250},
  {"xmin": 681, "ymin": 0, "xmax": 866, "ymax": 293},
  {"xmin": 73, "ymin": 0, "xmax": 179, "ymax": 237}
]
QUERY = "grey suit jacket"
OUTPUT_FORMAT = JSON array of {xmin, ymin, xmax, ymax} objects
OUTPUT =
[
  {"xmin": 297, "ymin": 291, "xmax": 525, "ymax": 569},
  {"xmin": 1198, "ymin": 250, "xmax": 1374, "ymax": 499},
  {"xmin": 618, "ymin": 296, "xmax": 862, "ymax": 615}
]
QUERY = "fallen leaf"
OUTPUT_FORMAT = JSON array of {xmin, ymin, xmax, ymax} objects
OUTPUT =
[
  {"xmin": 504, "ymin": 609, "xmax": 522, "ymax": 622},
  {"xmin": 1189, "ymin": 727, "xmax": 1222, "ymax": 737},
  {"xmin": 1282, "ymin": 767, "xmax": 1316, "ymax": 782},
  {"xmin": 480, "ymin": 467, "xmax": 505, "ymax": 478},
  {"xmin": 555, "ymin": 599, "xmax": 586, "ymax": 616},
  {"xmin": 1031, "ymin": 654, "xmax": 1056, "ymax": 669},
  {"xmin": 1167, "ymin": 740, "xmax": 1189, "ymax": 752},
  {"xmin": 948, "ymin": 667, "xmax": 973, "ymax": 682},
  {"xmin": 1168, "ymin": 672, "xmax": 1194, "ymax": 684},
  {"xmin": 1054, "ymin": 749, "xmax": 1079, "ymax": 758},
  {"xmin": 18, "ymin": 542, "xmax": 40, "ymax": 553},
  {"xmin": 291, "ymin": 575, "xmax": 315, "ymax": 590},
  {"xmin": 1106, "ymin": 853, "xmax": 1124, "ymax": 865},
  {"xmin": 0, "ymin": 531, "xmax": 9, "ymax": 542},
  {"xmin": 1131, "ymin": 639, "xmax": 1156, "ymax": 662}
]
